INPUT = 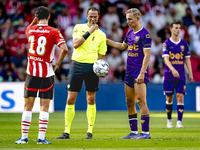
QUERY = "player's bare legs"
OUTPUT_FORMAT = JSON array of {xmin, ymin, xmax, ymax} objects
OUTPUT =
[
  {"xmin": 176, "ymin": 93, "xmax": 184, "ymax": 128},
  {"xmin": 67, "ymin": 91, "xmax": 78, "ymax": 105},
  {"xmin": 86, "ymin": 91, "xmax": 96, "ymax": 139},
  {"xmin": 121, "ymin": 84, "xmax": 138, "ymax": 139},
  {"xmin": 125, "ymin": 84, "xmax": 137, "ymax": 115},
  {"xmin": 87, "ymin": 91, "xmax": 96, "ymax": 105},
  {"xmin": 166, "ymin": 95, "xmax": 174, "ymax": 128},
  {"xmin": 176, "ymin": 93, "xmax": 184, "ymax": 104},
  {"xmin": 130, "ymin": 83, "xmax": 150, "ymax": 139},
  {"xmin": 40, "ymin": 98, "xmax": 50, "ymax": 112},
  {"xmin": 166, "ymin": 95, "xmax": 174, "ymax": 103},
  {"xmin": 134, "ymin": 83, "xmax": 149, "ymax": 115},
  {"xmin": 24, "ymin": 97, "xmax": 35, "ymax": 111}
]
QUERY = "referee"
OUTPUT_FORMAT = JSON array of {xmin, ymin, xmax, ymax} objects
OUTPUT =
[{"xmin": 57, "ymin": 6, "xmax": 107, "ymax": 139}]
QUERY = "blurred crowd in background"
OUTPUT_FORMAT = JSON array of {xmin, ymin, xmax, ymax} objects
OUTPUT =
[{"xmin": 0, "ymin": 0, "xmax": 200, "ymax": 83}]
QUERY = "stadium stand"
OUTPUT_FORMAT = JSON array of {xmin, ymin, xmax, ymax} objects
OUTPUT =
[{"xmin": 0, "ymin": 0, "xmax": 199, "ymax": 82}]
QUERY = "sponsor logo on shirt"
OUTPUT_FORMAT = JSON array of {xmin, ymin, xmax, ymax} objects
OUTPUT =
[
  {"xmin": 128, "ymin": 52, "xmax": 138, "ymax": 57},
  {"xmin": 29, "ymin": 29, "xmax": 50, "ymax": 33},
  {"xmin": 129, "ymin": 44, "xmax": 138, "ymax": 51},
  {"xmin": 169, "ymin": 52, "xmax": 184, "ymax": 60},
  {"xmin": 169, "ymin": 52, "xmax": 184, "ymax": 65},
  {"xmin": 171, "ymin": 60, "xmax": 184, "ymax": 65}
]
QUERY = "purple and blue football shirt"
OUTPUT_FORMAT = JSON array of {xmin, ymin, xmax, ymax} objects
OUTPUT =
[
  {"xmin": 123, "ymin": 27, "xmax": 152, "ymax": 87},
  {"xmin": 162, "ymin": 38, "xmax": 190, "ymax": 81},
  {"xmin": 162, "ymin": 38, "xmax": 190, "ymax": 95}
]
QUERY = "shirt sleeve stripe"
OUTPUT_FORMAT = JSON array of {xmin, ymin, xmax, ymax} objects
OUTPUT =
[
  {"xmin": 162, "ymin": 54, "xmax": 169, "ymax": 57},
  {"xmin": 185, "ymin": 55, "xmax": 190, "ymax": 58},
  {"xmin": 57, "ymin": 41, "xmax": 65, "ymax": 46}
]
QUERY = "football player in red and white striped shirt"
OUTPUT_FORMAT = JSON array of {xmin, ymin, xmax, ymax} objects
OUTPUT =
[{"xmin": 15, "ymin": 6, "xmax": 68, "ymax": 144}]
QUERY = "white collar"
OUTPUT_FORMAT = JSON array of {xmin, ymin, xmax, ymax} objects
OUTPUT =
[
  {"xmin": 37, "ymin": 23, "xmax": 48, "ymax": 26},
  {"xmin": 169, "ymin": 37, "xmax": 181, "ymax": 44},
  {"xmin": 133, "ymin": 27, "xmax": 143, "ymax": 34}
]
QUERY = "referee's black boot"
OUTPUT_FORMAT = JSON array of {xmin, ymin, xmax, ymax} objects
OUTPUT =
[
  {"xmin": 85, "ymin": 133, "xmax": 92, "ymax": 139},
  {"xmin": 57, "ymin": 133, "xmax": 70, "ymax": 139}
]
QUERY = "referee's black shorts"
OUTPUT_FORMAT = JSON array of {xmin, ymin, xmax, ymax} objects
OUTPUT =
[
  {"xmin": 24, "ymin": 74, "xmax": 54, "ymax": 99},
  {"xmin": 66, "ymin": 60, "xmax": 99, "ymax": 92}
]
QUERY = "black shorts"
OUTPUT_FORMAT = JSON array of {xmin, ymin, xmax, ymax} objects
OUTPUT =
[
  {"xmin": 24, "ymin": 74, "xmax": 54, "ymax": 99},
  {"xmin": 66, "ymin": 61, "xmax": 99, "ymax": 92}
]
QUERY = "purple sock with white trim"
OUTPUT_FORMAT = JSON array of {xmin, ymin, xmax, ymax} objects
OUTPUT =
[{"xmin": 128, "ymin": 114, "xmax": 138, "ymax": 132}]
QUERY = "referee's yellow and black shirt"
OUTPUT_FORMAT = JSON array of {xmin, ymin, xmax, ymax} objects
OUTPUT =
[{"xmin": 72, "ymin": 23, "xmax": 107, "ymax": 63}]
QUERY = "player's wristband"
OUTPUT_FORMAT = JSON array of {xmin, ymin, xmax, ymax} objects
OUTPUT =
[{"xmin": 82, "ymin": 31, "xmax": 90, "ymax": 40}]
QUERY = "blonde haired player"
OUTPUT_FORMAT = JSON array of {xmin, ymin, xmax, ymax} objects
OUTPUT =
[{"xmin": 107, "ymin": 8, "xmax": 151, "ymax": 139}]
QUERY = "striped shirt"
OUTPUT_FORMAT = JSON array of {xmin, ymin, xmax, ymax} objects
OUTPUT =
[{"xmin": 25, "ymin": 24, "xmax": 66, "ymax": 78}]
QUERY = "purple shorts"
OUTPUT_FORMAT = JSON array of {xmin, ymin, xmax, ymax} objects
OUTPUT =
[
  {"xmin": 124, "ymin": 73, "xmax": 149, "ymax": 88},
  {"xmin": 163, "ymin": 80, "xmax": 186, "ymax": 95}
]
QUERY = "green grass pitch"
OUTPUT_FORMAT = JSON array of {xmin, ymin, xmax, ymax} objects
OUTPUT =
[{"xmin": 0, "ymin": 111, "xmax": 200, "ymax": 150}]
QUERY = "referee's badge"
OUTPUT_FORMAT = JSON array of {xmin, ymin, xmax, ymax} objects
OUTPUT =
[{"xmin": 94, "ymin": 43, "xmax": 97, "ymax": 47}]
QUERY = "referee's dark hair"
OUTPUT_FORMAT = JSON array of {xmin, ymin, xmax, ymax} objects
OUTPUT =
[
  {"xmin": 170, "ymin": 20, "xmax": 182, "ymax": 28},
  {"xmin": 87, "ymin": 6, "xmax": 100, "ymax": 15},
  {"xmin": 35, "ymin": 6, "xmax": 50, "ymax": 20}
]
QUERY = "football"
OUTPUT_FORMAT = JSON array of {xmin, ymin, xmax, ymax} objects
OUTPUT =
[{"xmin": 93, "ymin": 59, "xmax": 109, "ymax": 76}]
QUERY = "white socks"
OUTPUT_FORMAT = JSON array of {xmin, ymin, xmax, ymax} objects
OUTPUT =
[
  {"xmin": 20, "ymin": 111, "xmax": 49, "ymax": 140},
  {"xmin": 38, "ymin": 111, "xmax": 49, "ymax": 140},
  {"xmin": 21, "ymin": 111, "xmax": 32, "ymax": 139}
]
